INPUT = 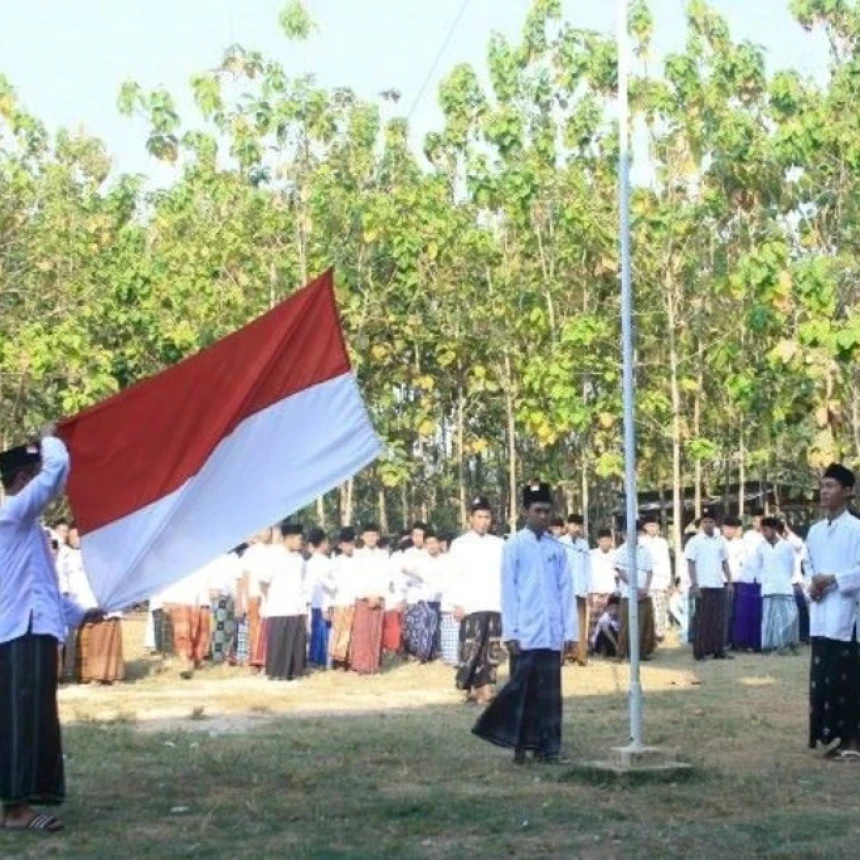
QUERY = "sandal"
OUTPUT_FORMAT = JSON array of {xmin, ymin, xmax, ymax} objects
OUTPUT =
[
  {"xmin": 5, "ymin": 812, "xmax": 64, "ymax": 832},
  {"xmin": 835, "ymin": 750, "xmax": 860, "ymax": 763}
]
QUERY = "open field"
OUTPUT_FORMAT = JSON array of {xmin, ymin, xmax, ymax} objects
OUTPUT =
[{"xmin": 1, "ymin": 618, "xmax": 856, "ymax": 858}]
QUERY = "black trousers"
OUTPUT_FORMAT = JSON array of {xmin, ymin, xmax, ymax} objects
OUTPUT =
[{"xmin": 0, "ymin": 632, "xmax": 65, "ymax": 807}]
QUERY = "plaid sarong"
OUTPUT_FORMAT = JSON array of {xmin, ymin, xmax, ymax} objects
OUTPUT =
[
  {"xmin": 472, "ymin": 649, "xmax": 562, "ymax": 757},
  {"xmin": 439, "ymin": 612, "xmax": 460, "ymax": 666},
  {"xmin": 235, "ymin": 618, "xmax": 250, "ymax": 664},
  {"xmin": 209, "ymin": 594, "xmax": 237, "ymax": 664},
  {"xmin": 650, "ymin": 589, "xmax": 669, "ymax": 639}
]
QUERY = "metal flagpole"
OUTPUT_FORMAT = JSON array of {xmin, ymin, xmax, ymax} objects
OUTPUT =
[{"xmin": 617, "ymin": 0, "xmax": 644, "ymax": 750}]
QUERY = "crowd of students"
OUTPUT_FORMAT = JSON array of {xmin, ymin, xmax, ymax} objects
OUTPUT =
[{"xmin": 45, "ymin": 495, "xmax": 818, "ymax": 694}]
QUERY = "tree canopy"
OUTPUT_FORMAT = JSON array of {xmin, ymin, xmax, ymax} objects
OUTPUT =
[{"xmin": 1, "ymin": 0, "xmax": 858, "ymax": 545}]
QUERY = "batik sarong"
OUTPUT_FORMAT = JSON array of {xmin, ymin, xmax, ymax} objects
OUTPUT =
[
  {"xmin": 809, "ymin": 636, "xmax": 860, "ymax": 749},
  {"xmin": 456, "ymin": 611, "xmax": 502, "ymax": 691},
  {"xmin": 403, "ymin": 601, "xmax": 440, "ymax": 662}
]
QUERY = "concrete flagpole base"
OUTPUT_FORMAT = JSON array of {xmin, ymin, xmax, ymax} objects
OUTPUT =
[{"xmin": 564, "ymin": 745, "xmax": 693, "ymax": 784}]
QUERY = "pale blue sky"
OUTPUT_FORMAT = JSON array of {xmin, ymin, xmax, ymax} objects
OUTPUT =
[{"xmin": 0, "ymin": 1, "xmax": 830, "ymax": 182}]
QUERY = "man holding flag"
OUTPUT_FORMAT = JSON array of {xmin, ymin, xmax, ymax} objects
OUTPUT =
[{"xmin": 0, "ymin": 427, "xmax": 102, "ymax": 833}]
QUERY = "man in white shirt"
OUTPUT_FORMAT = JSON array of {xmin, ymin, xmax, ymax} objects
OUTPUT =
[
  {"xmin": 756, "ymin": 517, "xmax": 799, "ymax": 653},
  {"xmin": 641, "ymin": 516, "xmax": 672, "ymax": 642},
  {"xmin": 561, "ymin": 514, "xmax": 591, "ymax": 666},
  {"xmin": 161, "ymin": 563, "xmax": 212, "ymax": 678},
  {"xmin": 261, "ymin": 522, "xmax": 307, "ymax": 681},
  {"xmin": 402, "ymin": 530, "xmax": 444, "ymax": 662},
  {"xmin": 238, "ymin": 528, "xmax": 275, "ymax": 671},
  {"xmin": 785, "ymin": 522, "xmax": 810, "ymax": 644},
  {"xmin": 588, "ymin": 528, "xmax": 618, "ymax": 651},
  {"xmin": 306, "ymin": 528, "xmax": 334, "ymax": 669},
  {"xmin": 450, "ymin": 496, "xmax": 504, "ymax": 704},
  {"xmin": 614, "ymin": 521, "xmax": 656, "ymax": 660},
  {"xmin": 64, "ymin": 525, "xmax": 125, "ymax": 684},
  {"xmin": 473, "ymin": 481, "xmax": 575, "ymax": 765},
  {"xmin": 806, "ymin": 463, "xmax": 860, "ymax": 758},
  {"xmin": 329, "ymin": 527, "xmax": 358, "ymax": 668},
  {"xmin": 205, "ymin": 551, "xmax": 242, "ymax": 665},
  {"xmin": 725, "ymin": 514, "xmax": 762, "ymax": 652},
  {"xmin": 743, "ymin": 509, "xmax": 766, "ymax": 558},
  {"xmin": 685, "ymin": 508, "xmax": 732, "ymax": 661},
  {"xmin": 0, "ymin": 430, "xmax": 98, "ymax": 832},
  {"xmin": 351, "ymin": 524, "xmax": 389, "ymax": 674}
]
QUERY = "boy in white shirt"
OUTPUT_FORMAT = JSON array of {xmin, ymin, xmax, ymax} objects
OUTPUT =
[
  {"xmin": 260, "ymin": 522, "xmax": 308, "ymax": 681},
  {"xmin": 329, "ymin": 527, "xmax": 358, "ymax": 668},
  {"xmin": 685, "ymin": 508, "xmax": 732, "ymax": 661},
  {"xmin": 306, "ymin": 528, "xmax": 334, "ymax": 669},
  {"xmin": 756, "ymin": 518, "xmax": 799, "ymax": 654},
  {"xmin": 614, "ymin": 521, "xmax": 656, "ymax": 661}
]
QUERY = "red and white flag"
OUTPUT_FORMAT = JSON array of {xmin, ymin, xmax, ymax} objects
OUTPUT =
[{"xmin": 59, "ymin": 270, "xmax": 380, "ymax": 611}]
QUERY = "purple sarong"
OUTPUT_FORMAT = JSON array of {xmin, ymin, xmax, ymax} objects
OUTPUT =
[{"xmin": 731, "ymin": 581, "xmax": 762, "ymax": 651}]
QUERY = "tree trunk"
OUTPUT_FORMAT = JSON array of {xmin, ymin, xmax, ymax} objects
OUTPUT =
[
  {"xmin": 666, "ymin": 292, "xmax": 684, "ymax": 582},
  {"xmin": 852, "ymin": 369, "xmax": 860, "ymax": 461},
  {"xmin": 378, "ymin": 486, "xmax": 388, "ymax": 535},
  {"xmin": 316, "ymin": 496, "xmax": 326, "ymax": 529},
  {"xmin": 504, "ymin": 353, "xmax": 518, "ymax": 533},
  {"xmin": 340, "ymin": 478, "xmax": 354, "ymax": 526},
  {"xmin": 580, "ymin": 446, "xmax": 589, "ymax": 533},
  {"xmin": 457, "ymin": 382, "xmax": 467, "ymax": 528},
  {"xmin": 401, "ymin": 482, "xmax": 408, "ymax": 531},
  {"xmin": 693, "ymin": 356, "xmax": 703, "ymax": 519},
  {"xmin": 738, "ymin": 423, "xmax": 746, "ymax": 519}
]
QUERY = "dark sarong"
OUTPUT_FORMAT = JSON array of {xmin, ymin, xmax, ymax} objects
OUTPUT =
[
  {"xmin": 809, "ymin": 636, "xmax": 860, "ymax": 749},
  {"xmin": 456, "ymin": 611, "xmax": 502, "ymax": 691},
  {"xmin": 209, "ymin": 594, "xmax": 237, "ymax": 664},
  {"xmin": 382, "ymin": 609, "xmax": 402, "ymax": 653},
  {"xmin": 404, "ymin": 601, "xmax": 440, "ymax": 662},
  {"xmin": 472, "ymin": 649, "xmax": 562, "ymax": 757},
  {"xmin": 731, "ymin": 582, "xmax": 763, "ymax": 651},
  {"xmin": 77, "ymin": 618, "xmax": 125, "ymax": 683},
  {"xmin": 617, "ymin": 596, "xmax": 657, "ymax": 660},
  {"xmin": 308, "ymin": 607, "xmax": 330, "ymax": 668},
  {"xmin": 349, "ymin": 600, "xmax": 384, "ymax": 675},
  {"xmin": 693, "ymin": 587, "xmax": 727, "ymax": 660},
  {"xmin": 794, "ymin": 584, "xmax": 810, "ymax": 644},
  {"xmin": 0, "ymin": 633, "xmax": 65, "ymax": 806},
  {"xmin": 265, "ymin": 616, "xmax": 307, "ymax": 681}
]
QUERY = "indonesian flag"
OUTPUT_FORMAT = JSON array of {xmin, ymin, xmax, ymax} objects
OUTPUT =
[{"xmin": 59, "ymin": 270, "xmax": 381, "ymax": 611}]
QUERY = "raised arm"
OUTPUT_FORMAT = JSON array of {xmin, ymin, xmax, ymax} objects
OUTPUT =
[{"xmin": 3, "ymin": 435, "xmax": 69, "ymax": 525}]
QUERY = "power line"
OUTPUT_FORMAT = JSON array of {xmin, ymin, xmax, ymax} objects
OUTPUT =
[{"xmin": 406, "ymin": 0, "xmax": 472, "ymax": 122}]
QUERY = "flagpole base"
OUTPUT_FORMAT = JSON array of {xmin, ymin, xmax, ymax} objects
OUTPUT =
[{"xmin": 562, "ymin": 746, "xmax": 693, "ymax": 784}]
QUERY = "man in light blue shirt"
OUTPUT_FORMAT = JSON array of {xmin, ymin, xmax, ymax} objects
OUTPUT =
[
  {"xmin": 472, "ymin": 480, "xmax": 576, "ymax": 765},
  {"xmin": 0, "ymin": 428, "xmax": 98, "ymax": 833}
]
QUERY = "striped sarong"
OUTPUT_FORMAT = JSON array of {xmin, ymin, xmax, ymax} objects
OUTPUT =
[
  {"xmin": 77, "ymin": 618, "xmax": 125, "ymax": 683},
  {"xmin": 0, "ymin": 632, "xmax": 65, "ymax": 806}
]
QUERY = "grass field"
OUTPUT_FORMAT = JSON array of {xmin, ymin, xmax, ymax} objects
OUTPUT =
[{"xmin": 1, "ymin": 617, "xmax": 856, "ymax": 858}]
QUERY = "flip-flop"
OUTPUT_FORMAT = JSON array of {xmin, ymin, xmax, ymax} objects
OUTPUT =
[
  {"xmin": 835, "ymin": 750, "xmax": 860, "ymax": 763},
  {"xmin": 5, "ymin": 812, "xmax": 64, "ymax": 832},
  {"xmin": 824, "ymin": 746, "xmax": 844, "ymax": 759}
]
